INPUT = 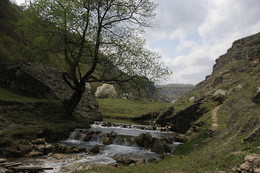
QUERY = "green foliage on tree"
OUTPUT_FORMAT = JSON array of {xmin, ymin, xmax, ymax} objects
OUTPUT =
[{"xmin": 24, "ymin": 0, "xmax": 171, "ymax": 116}]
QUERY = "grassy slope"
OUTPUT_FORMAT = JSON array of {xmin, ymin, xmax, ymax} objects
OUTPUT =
[
  {"xmin": 75, "ymin": 64, "xmax": 260, "ymax": 172},
  {"xmin": 0, "ymin": 87, "xmax": 58, "ymax": 103},
  {"xmin": 0, "ymin": 87, "xmax": 87, "ymax": 157},
  {"xmin": 98, "ymin": 98, "xmax": 172, "ymax": 119}
]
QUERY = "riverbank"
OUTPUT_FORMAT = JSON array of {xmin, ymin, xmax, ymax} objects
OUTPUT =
[{"xmin": 0, "ymin": 87, "xmax": 89, "ymax": 157}]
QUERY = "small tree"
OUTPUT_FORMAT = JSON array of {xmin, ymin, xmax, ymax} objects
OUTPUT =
[{"xmin": 26, "ymin": 0, "xmax": 171, "ymax": 117}]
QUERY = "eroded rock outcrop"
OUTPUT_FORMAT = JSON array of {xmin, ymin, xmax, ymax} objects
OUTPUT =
[
  {"xmin": 197, "ymin": 32, "xmax": 260, "ymax": 89},
  {"xmin": 0, "ymin": 63, "xmax": 101, "ymax": 122}
]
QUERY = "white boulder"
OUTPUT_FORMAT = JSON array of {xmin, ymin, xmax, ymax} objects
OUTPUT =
[{"xmin": 95, "ymin": 84, "xmax": 117, "ymax": 98}]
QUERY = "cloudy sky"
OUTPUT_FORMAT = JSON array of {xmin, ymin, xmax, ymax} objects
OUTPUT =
[{"xmin": 15, "ymin": 0, "xmax": 260, "ymax": 85}]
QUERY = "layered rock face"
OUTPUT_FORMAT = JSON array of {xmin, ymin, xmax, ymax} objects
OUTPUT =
[
  {"xmin": 200, "ymin": 32, "xmax": 260, "ymax": 89},
  {"xmin": 0, "ymin": 63, "xmax": 101, "ymax": 122},
  {"xmin": 214, "ymin": 32, "xmax": 260, "ymax": 72}
]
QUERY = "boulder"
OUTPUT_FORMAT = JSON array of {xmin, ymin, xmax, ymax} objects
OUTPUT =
[
  {"xmin": 166, "ymin": 100, "xmax": 208, "ymax": 134},
  {"xmin": 135, "ymin": 133, "xmax": 171, "ymax": 155},
  {"xmin": 252, "ymin": 87, "xmax": 260, "ymax": 104},
  {"xmin": 89, "ymin": 144, "xmax": 100, "ymax": 154},
  {"xmin": 95, "ymin": 84, "xmax": 117, "ymax": 98},
  {"xmin": 103, "ymin": 137, "xmax": 112, "ymax": 145},
  {"xmin": 150, "ymin": 139, "xmax": 171, "ymax": 154},
  {"xmin": 112, "ymin": 155, "xmax": 137, "ymax": 166},
  {"xmin": 174, "ymin": 133, "xmax": 188, "ymax": 143},
  {"xmin": 189, "ymin": 96, "xmax": 196, "ymax": 102},
  {"xmin": 243, "ymin": 126, "xmax": 260, "ymax": 143},
  {"xmin": 155, "ymin": 106, "xmax": 174, "ymax": 126},
  {"xmin": 83, "ymin": 134, "xmax": 93, "ymax": 142},
  {"xmin": 135, "ymin": 133, "xmax": 145, "ymax": 147},
  {"xmin": 233, "ymin": 154, "xmax": 260, "ymax": 173},
  {"xmin": 212, "ymin": 89, "xmax": 226, "ymax": 104}
]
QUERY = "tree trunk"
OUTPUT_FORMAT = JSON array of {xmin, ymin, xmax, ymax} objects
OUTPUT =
[{"xmin": 63, "ymin": 84, "xmax": 85, "ymax": 118}]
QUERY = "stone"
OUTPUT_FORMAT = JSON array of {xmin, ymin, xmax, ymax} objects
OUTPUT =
[
  {"xmin": 31, "ymin": 138, "xmax": 46, "ymax": 145},
  {"xmin": 252, "ymin": 87, "xmax": 260, "ymax": 104},
  {"xmin": 26, "ymin": 150, "xmax": 43, "ymax": 157},
  {"xmin": 147, "ymin": 158, "xmax": 157, "ymax": 163},
  {"xmin": 136, "ymin": 159, "xmax": 145, "ymax": 165},
  {"xmin": 174, "ymin": 133, "xmax": 188, "ymax": 143},
  {"xmin": 189, "ymin": 96, "xmax": 196, "ymax": 102},
  {"xmin": 239, "ymin": 162, "xmax": 252, "ymax": 171},
  {"xmin": 243, "ymin": 126, "xmax": 260, "ymax": 143},
  {"xmin": 74, "ymin": 133, "xmax": 82, "ymax": 140},
  {"xmin": 110, "ymin": 132, "xmax": 117, "ymax": 138},
  {"xmin": 150, "ymin": 139, "xmax": 171, "ymax": 154},
  {"xmin": 65, "ymin": 146, "xmax": 72, "ymax": 154},
  {"xmin": 112, "ymin": 155, "xmax": 137, "ymax": 166},
  {"xmin": 212, "ymin": 89, "xmax": 226, "ymax": 103},
  {"xmin": 34, "ymin": 145, "xmax": 45, "ymax": 153},
  {"xmin": 83, "ymin": 134, "xmax": 93, "ymax": 142},
  {"xmin": 155, "ymin": 106, "xmax": 174, "ymax": 126},
  {"xmin": 244, "ymin": 154, "xmax": 260, "ymax": 163},
  {"xmin": 95, "ymin": 84, "xmax": 117, "ymax": 98},
  {"xmin": 103, "ymin": 137, "xmax": 112, "ymax": 145},
  {"xmin": 254, "ymin": 167, "xmax": 260, "ymax": 173},
  {"xmin": 135, "ymin": 133, "xmax": 145, "ymax": 147},
  {"xmin": 55, "ymin": 144, "xmax": 67, "ymax": 153},
  {"xmin": 89, "ymin": 144, "xmax": 100, "ymax": 154},
  {"xmin": 111, "ymin": 163, "xmax": 119, "ymax": 167}
]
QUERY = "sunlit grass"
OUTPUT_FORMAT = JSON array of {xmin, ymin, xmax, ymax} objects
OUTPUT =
[{"xmin": 97, "ymin": 98, "xmax": 172, "ymax": 118}]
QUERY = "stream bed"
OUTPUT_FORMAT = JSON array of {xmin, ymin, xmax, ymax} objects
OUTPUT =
[{"xmin": 13, "ymin": 122, "xmax": 181, "ymax": 173}]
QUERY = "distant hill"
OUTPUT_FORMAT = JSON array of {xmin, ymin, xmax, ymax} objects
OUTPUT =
[{"xmin": 156, "ymin": 83, "xmax": 194, "ymax": 102}]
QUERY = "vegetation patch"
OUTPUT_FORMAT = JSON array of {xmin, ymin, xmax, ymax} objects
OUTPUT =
[
  {"xmin": 0, "ymin": 87, "xmax": 58, "ymax": 103},
  {"xmin": 98, "ymin": 98, "xmax": 172, "ymax": 119}
]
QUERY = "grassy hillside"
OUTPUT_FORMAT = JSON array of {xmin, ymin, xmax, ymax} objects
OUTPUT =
[
  {"xmin": 98, "ymin": 98, "xmax": 172, "ymax": 124},
  {"xmin": 74, "ymin": 34, "xmax": 260, "ymax": 172}
]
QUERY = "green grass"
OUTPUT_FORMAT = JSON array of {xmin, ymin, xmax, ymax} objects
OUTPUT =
[
  {"xmin": 97, "ymin": 98, "xmax": 172, "ymax": 118},
  {"xmin": 0, "ymin": 87, "xmax": 58, "ymax": 103},
  {"xmin": 75, "ymin": 65, "xmax": 260, "ymax": 173},
  {"xmin": 0, "ymin": 87, "xmax": 86, "ymax": 157}
]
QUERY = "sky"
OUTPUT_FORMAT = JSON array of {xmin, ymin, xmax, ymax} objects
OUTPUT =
[{"xmin": 15, "ymin": 0, "xmax": 260, "ymax": 85}]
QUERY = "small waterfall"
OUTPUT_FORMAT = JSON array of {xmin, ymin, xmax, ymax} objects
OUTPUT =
[{"xmin": 13, "ymin": 122, "xmax": 181, "ymax": 173}]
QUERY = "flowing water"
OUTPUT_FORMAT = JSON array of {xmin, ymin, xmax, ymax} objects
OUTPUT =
[{"xmin": 13, "ymin": 122, "xmax": 180, "ymax": 173}]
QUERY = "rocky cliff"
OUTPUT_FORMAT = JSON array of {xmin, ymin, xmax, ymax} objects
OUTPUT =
[
  {"xmin": 198, "ymin": 32, "xmax": 260, "ymax": 89},
  {"xmin": 156, "ymin": 32, "xmax": 260, "ymax": 134},
  {"xmin": 0, "ymin": 63, "xmax": 102, "ymax": 122}
]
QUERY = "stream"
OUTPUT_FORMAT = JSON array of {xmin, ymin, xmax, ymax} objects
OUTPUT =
[{"xmin": 13, "ymin": 122, "xmax": 181, "ymax": 173}]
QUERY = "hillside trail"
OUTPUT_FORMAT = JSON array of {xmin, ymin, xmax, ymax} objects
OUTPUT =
[{"xmin": 211, "ymin": 105, "xmax": 221, "ymax": 130}]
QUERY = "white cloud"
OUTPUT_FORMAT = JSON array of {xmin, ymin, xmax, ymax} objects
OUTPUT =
[{"xmin": 146, "ymin": 0, "xmax": 260, "ymax": 85}]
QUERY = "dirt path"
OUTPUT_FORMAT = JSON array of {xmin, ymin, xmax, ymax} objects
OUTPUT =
[{"xmin": 211, "ymin": 105, "xmax": 221, "ymax": 130}]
